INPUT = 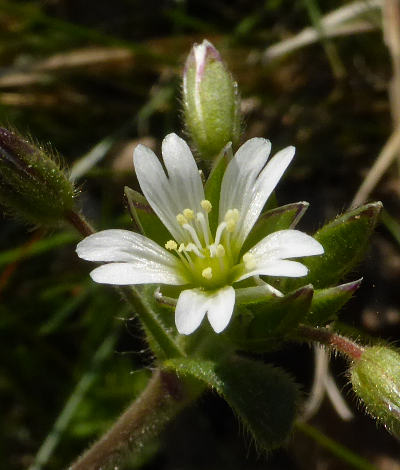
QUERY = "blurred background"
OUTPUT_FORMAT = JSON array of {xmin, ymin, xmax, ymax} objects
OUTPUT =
[{"xmin": 1, "ymin": 0, "xmax": 400, "ymax": 469}]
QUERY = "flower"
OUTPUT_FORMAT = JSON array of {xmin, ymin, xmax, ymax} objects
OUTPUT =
[{"xmin": 76, "ymin": 134, "xmax": 323, "ymax": 335}]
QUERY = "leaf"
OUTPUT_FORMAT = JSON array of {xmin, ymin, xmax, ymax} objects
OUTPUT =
[
  {"xmin": 241, "ymin": 201, "xmax": 309, "ymax": 253},
  {"xmin": 284, "ymin": 202, "xmax": 382, "ymax": 290},
  {"xmin": 124, "ymin": 186, "xmax": 171, "ymax": 246},
  {"xmin": 305, "ymin": 279, "xmax": 361, "ymax": 326},
  {"xmin": 165, "ymin": 355, "xmax": 298, "ymax": 451}
]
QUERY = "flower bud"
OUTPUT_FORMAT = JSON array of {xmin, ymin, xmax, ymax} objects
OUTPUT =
[
  {"xmin": 0, "ymin": 127, "xmax": 75, "ymax": 226},
  {"xmin": 183, "ymin": 39, "xmax": 241, "ymax": 160},
  {"xmin": 350, "ymin": 345, "xmax": 400, "ymax": 436}
]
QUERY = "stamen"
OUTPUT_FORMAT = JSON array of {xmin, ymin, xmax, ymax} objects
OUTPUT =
[
  {"xmin": 165, "ymin": 240, "xmax": 177, "ymax": 250},
  {"xmin": 183, "ymin": 223, "xmax": 203, "ymax": 249},
  {"xmin": 214, "ymin": 221, "xmax": 227, "ymax": 246},
  {"xmin": 202, "ymin": 267, "xmax": 213, "ymax": 279},
  {"xmin": 183, "ymin": 208, "xmax": 195, "ymax": 220},
  {"xmin": 176, "ymin": 213, "xmax": 187, "ymax": 225},
  {"xmin": 226, "ymin": 219, "xmax": 236, "ymax": 232},
  {"xmin": 243, "ymin": 253, "xmax": 256, "ymax": 270},
  {"xmin": 196, "ymin": 212, "xmax": 210, "ymax": 245},
  {"xmin": 215, "ymin": 244, "xmax": 225, "ymax": 257},
  {"xmin": 186, "ymin": 243, "xmax": 204, "ymax": 258},
  {"xmin": 225, "ymin": 209, "xmax": 239, "ymax": 223},
  {"xmin": 201, "ymin": 199, "xmax": 212, "ymax": 213},
  {"xmin": 224, "ymin": 208, "xmax": 240, "ymax": 233}
]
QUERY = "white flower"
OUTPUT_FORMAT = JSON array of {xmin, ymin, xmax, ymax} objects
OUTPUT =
[{"xmin": 76, "ymin": 134, "xmax": 323, "ymax": 335}]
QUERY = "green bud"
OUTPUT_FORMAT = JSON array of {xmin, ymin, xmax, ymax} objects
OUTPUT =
[
  {"xmin": 350, "ymin": 345, "xmax": 400, "ymax": 436},
  {"xmin": 183, "ymin": 40, "xmax": 241, "ymax": 160},
  {"xmin": 0, "ymin": 127, "xmax": 75, "ymax": 226}
]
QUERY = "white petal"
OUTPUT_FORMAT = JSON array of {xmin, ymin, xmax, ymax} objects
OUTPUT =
[
  {"xmin": 219, "ymin": 139, "xmax": 295, "ymax": 249},
  {"xmin": 90, "ymin": 262, "xmax": 184, "ymax": 285},
  {"xmin": 133, "ymin": 143, "xmax": 185, "ymax": 241},
  {"xmin": 133, "ymin": 134, "xmax": 205, "ymax": 244},
  {"xmin": 249, "ymin": 229, "xmax": 324, "ymax": 260},
  {"xmin": 175, "ymin": 289, "xmax": 209, "ymax": 335},
  {"xmin": 206, "ymin": 286, "xmax": 236, "ymax": 333},
  {"xmin": 238, "ymin": 259, "xmax": 309, "ymax": 281},
  {"xmin": 77, "ymin": 229, "xmax": 186, "ymax": 286},
  {"xmin": 239, "ymin": 146, "xmax": 295, "ymax": 244},
  {"xmin": 161, "ymin": 133, "xmax": 205, "ymax": 212},
  {"xmin": 219, "ymin": 138, "xmax": 271, "ymax": 233},
  {"xmin": 76, "ymin": 229, "xmax": 180, "ymax": 267}
]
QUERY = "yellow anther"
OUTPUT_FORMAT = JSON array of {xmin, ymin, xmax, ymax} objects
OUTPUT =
[
  {"xmin": 165, "ymin": 240, "xmax": 177, "ymax": 250},
  {"xmin": 243, "ymin": 253, "xmax": 256, "ymax": 270},
  {"xmin": 178, "ymin": 243, "xmax": 186, "ymax": 253},
  {"xmin": 225, "ymin": 208, "xmax": 240, "ymax": 222},
  {"xmin": 176, "ymin": 213, "xmax": 187, "ymax": 225},
  {"xmin": 183, "ymin": 208, "xmax": 195, "ymax": 220},
  {"xmin": 201, "ymin": 200, "xmax": 212, "ymax": 213},
  {"xmin": 215, "ymin": 244, "xmax": 225, "ymax": 257},
  {"xmin": 226, "ymin": 219, "xmax": 236, "ymax": 232},
  {"xmin": 202, "ymin": 267, "xmax": 213, "ymax": 280}
]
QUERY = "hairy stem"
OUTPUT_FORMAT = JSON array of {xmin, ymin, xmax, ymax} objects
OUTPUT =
[
  {"xmin": 297, "ymin": 325, "xmax": 364, "ymax": 360},
  {"xmin": 64, "ymin": 209, "xmax": 95, "ymax": 237},
  {"xmin": 69, "ymin": 369, "xmax": 200, "ymax": 470}
]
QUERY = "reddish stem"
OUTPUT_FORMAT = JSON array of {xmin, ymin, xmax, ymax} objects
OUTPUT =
[{"xmin": 297, "ymin": 325, "xmax": 364, "ymax": 361}]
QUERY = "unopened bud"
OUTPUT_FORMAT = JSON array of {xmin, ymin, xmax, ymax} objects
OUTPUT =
[
  {"xmin": 350, "ymin": 345, "xmax": 400, "ymax": 436},
  {"xmin": 0, "ymin": 128, "xmax": 75, "ymax": 226},
  {"xmin": 183, "ymin": 39, "xmax": 241, "ymax": 160}
]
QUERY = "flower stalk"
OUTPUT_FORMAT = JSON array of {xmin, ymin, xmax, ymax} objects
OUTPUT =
[{"xmin": 296, "ymin": 325, "xmax": 364, "ymax": 360}]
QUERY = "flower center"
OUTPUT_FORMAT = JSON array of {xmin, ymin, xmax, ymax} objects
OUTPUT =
[{"xmin": 165, "ymin": 199, "xmax": 244, "ymax": 288}]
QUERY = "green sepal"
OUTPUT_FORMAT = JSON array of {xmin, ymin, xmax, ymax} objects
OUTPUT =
[
  {"xmin": 228, "ymin": 285, "xmax": 313, "ymax": 352},
  {"xmin": 241, "ymin": 201, "xmax": 309, "ymax": 254},
  {"xmin": 0, "ymin": 127, "xmax": 75, "ymax": 226},
  {"xmin": 183, "ymin": 40, "xmax": 241, "ymax": 160},
  {"xmin": 305, "ymin": 279, "xmax": 361, "ymax": 326},
  {"xmin": 164, "ymin": 355, "xmax": 299, "ymax": 451},
  {"xmin": 351, "ymin": 345, "xmax": 400, "ymax": 437},
  {"xmin": 124, "ymin": 186, "xmax": 171, "ymax": 246},
  {"xmin": 204, "ymin": 144, "xmax": 232, "ymax": 233},
  {"xmin": 284, "ymin": 202, "xmax": 382, "ymax": 290}
]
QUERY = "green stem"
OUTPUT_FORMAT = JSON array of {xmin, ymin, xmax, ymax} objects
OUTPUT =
[
  {"xmin": 295, "ymin": 421, "xmax": 378, "ymax": 470},
  {"xmin": 123, "ymin": 286, "xmax": 185, "ymax": 358},
  {"xmin": 296, "ymin": 325, "xmax": 364, "ymax": 360},
  {"xmin": 69, "ymin": 369, "xmax": 199, "ymax": 470},
  {"xmin": 302, "ymin": 0, "xmax": 345, "ymax": 79}
]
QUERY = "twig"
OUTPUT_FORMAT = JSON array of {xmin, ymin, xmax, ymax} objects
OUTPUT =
[
  {"xmin": 383, "ymin": 0, "xmax": 400, "ymax": 128},
  {"xmin": 301, "ymin": 345, "xmax": 354, "ymax": 422},
  {"xmin": 351, "ymin": 125, "xmax": 400, "ymax": 207},
  {"xmin": 301, "ymin": 345, "xmax": 329, "ymax": 420},
  {"xmin": 263, "ymin": 0, "xmax": 382, "ymax": 62}
]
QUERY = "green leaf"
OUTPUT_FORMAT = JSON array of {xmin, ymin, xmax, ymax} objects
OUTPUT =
[
  {"xmin": 241, "ymin": 201, "xmax": 309, "ymax": 253},
  {"xmin": 165, "ymin": 355, "xmax": 298, "ymax": 451},
  {"xmin": 124, "ymin": 186, "xmax": 171, "ymax": 246},
  {"xmin": 228, "ymin": 285, "xmax": 313, "ymax": 352},
  {"xmin": 204, "ymin": 144, "xmax": 232, "ymax": 233},
  {"xmin": 305, "ymin": 279, "xmax": 361, "ymax": 326},
  {"xmin": 284, "ymin": 202, "xmax": 382, "ymax": 290}
]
